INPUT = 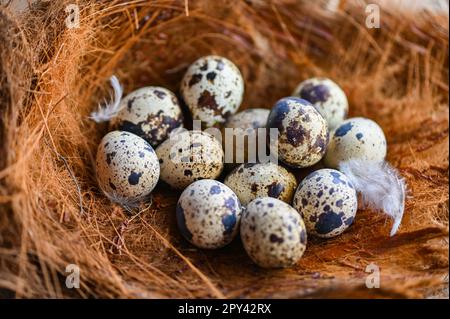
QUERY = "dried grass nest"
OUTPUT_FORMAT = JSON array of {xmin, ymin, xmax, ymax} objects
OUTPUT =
[{"xmin": 0, "ymin": 0, "xmax": 448, "ymax": 299}]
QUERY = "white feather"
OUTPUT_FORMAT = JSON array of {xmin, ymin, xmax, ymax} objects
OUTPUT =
[
  {"xmin": 89, "ymin": 75, "xmax": 124, "ymax": 123},
  {"xmin": 338, "ymin": 159, "xmax": 407, "ymax": 236}
]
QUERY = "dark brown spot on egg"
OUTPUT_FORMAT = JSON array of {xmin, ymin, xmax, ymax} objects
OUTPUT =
[
  {"xmin": 153, "ymin": 89, "xmax": 166, "ymax": 99},
  {"xmin": 313, "ymin": 133, "xmax": 328, "ymax": 154},
  {"xmin": 188, "ymin": 74, "xmax": 202, "ymax": 87},
  {"xmin": 200, "ymin": 61, "xmax": 208, "ymax": 71},
  {"xmin": 267, "ymin": 182, "xmax": 284, "ymax": 198},
  {"xmin": 315, "ymin": 211, "xmax": 344, "ymax": 234},
  {"xmin": 270, "ymin": 234, "xmax": 284, "ymax": 244},
  {"xmin": 299, "ymin": 83, "xmax": 331, "ymax": 104},
  {"xmin": 106, "ymin": 151, "xmax": 116, "ymax": 165},
  {"xmin": 197, "ymin": 90, "xmax": 221, "ymax": 115},
  {"xmin": 127, "ymin": 96, "xmax": 137, "ymax": 111},
  {"xmin": 286, "ymin": 121, "xmax": 309, "ymax": 147},
  {"xmin": 267, "ymin": 99, "xmax": 290, "ymax": 129},
  {"xmin": 128, "ymin": 171, "xmax": 142, "ymax": 185},
  {"xmin": 304, "ymin": 114, "xmax": 311, "ymax": 122},
  {"xmin": 118, "ymin": 121, "xmax": 146, "ymax": 141},
  {"xmin": 109, "ymin": 180, "xmax": 116, "ymax": 190},
  {"xmin": 206, "ymin": 72, "xmax": 217, "ymax": 83}
]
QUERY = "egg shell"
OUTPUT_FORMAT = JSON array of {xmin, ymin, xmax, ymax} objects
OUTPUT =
[
  {"xmin": 324, "ymin": 117, "xmax": 387, "ymax": 168},
  {"xmin": 292, "ymin": 77, "xmax": 348, "ymax": 129},
  {"xmin": 156, "ymin": 130, "xmax": 224, "ymax": 189},
  {"xmin": 225, "ymin": 108, "xmax": 269, "ymax": 130},
  {"xmin": 267, "ymin": 97, "xmax": 329, "ymax": 168},
  {"xmin": 96, "ymin": 131, "xmax": 160, "ymax": 204},
  {"xmin": 110, "ymin": 86, "xmax": 183, "ymax": 147},
  {"xmin": 223, "ymin": 108, "xmax": 269, "ymax": 164},
  {"xmin": 224, "ymin": 162, "xmax": 297, "ymax": 205},
  {"xmin": 241, "ymin": 197, "xmax": 307, "ymax": 268},
  {"xmin": 176, "ymin": 179, "xmax": 242, "ymax": 249},
  {"xmin": 181, "ymin": 55, "xmax": 244, "ymax": 127},
  {"xmin": 293, "ymin": 169, "xmax": 357, "ymax": 238}
]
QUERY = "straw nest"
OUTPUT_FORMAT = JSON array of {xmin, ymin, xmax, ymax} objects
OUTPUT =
[{"xmin": 0, "ymin": 0, "xmax": 448, "ymax": 298}]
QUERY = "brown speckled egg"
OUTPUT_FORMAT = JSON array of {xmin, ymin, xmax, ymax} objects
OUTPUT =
[
  {"xmin": 96, "ymin": 131, "xmax": 160, "ymax": 204},
  {"xmin": 110, "ymin": 86, "xmax": 183, "ymax": 147},
  {"xmin": 324, "ymin": 117, "xmax": 387, "ymax": 168},
  {"xmin": 241, "ymin": 197, "xmax": 307, "ymax": 268},
  {"xmin": 156, "ymin": 130, "xmax": 224, "ymax": 189},
  {"xmin": 292, "ymin": 77, "xmax": 348, "ymax": 129},
  {"xmin": 224, "ymin": 162, "xmax": 297, "ymax": 205},
  {"xmin": 176, "ymin": 179, "xmax": 242, "ymax": 249},
  {"xmin": 224, "ymin": 108, "xmax": 269, "ymax": 164},
  {"xmin": 181, "ymin": 55, "xmax": 244, "ymax": 127},
  {"xmin": 267, "ymin": 97, "xmax": 329, "ymax": 168},
  {"xmin": 293, "ymin": 169, "xmax": 357, "ymax": 238}
]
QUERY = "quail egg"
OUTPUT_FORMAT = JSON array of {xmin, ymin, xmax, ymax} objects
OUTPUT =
[
  {"xmin": 292, "ymin": 77, "xmax": 348, "ymax": 129},
  {"xmin": 223, "ymin": 108, "xmax": 270, "ymax": 164},
  {"xmin": 224, "ymin": 162, "xmax": 297, "ymax": 205},
  {"xmin": 110, "ymin": 86, "xmax": 183, "ymax": 147},
  {"xmin": 240, "ymin": 197, "xmax": 307, "ymax": 268},
  {"xmin": 181, "ymin": 55, "xmax": 244, "ymax": 127},
  {"xmin": 293, "ymin": 169, "xmax": 357, "ymax": 238},
  {"xmin": 156, "ymin": 130, "xmax": 224, "ymax": 189},
  {"xmin": 176, "ymin": 179, "xmax": 242, "ymax": 249},
  {"xmin": 96, "ymin": 131, "xmax": 160, "ymax": 204},
  {"xmin": 324, "ymin": 117, "xmax": 387, "ymax": 168},
  {"xmin": 267, "ymin": 97, "xmax": 329, "ymax": 168}
]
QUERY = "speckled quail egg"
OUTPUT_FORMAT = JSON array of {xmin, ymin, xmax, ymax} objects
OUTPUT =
[
  {"xmin": 293, "ymin": 169, "xmax": 357, "ymax": 238},
  {"xmin": 176, "ymin": 179, "xmax": 242, "ymax": 249},
  {"xmin": 181, "ymin": 55, "xmax": 244, "ymax": 127},
  {"xmin": 240, "ymin": 197, "xmax": 307, "ymax": 268},
  {"xmin": 223, "ymin": 108, "xmax": 269, "ymax": 164},
  {"xmin": 266, "ymin": 97, "xmax": 329, "ymax": 168},
  {"xmin": 292, "ymin": 77, "xmax": 348, "ymax": 129},
  {"xmin": 110, "ymin": 86, "xmax": 183, "ymax": 147},
  {"xmin": 156, "ymin": 130, "xmax": 224, "ymax": 189},
  {"xmin": 324, "ymin": 117, "xmax": 387, "ymax": 168},
  {"xmin": 224, "ymin": 162, "xmax": 297, "ymax": 205},
  {"xmin": 96, "ymin": 131, "xmax": 160, "ymax": 204}
]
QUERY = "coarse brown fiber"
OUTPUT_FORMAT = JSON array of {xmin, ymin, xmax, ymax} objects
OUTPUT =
[{"xmin": 0, "ymin": 0, "xmax": 448, "ymax": 298}]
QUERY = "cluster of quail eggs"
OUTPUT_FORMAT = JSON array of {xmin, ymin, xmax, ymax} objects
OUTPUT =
[{"xmin": 95, "ymin": 55, "xmax": 388, "ymax": 268}]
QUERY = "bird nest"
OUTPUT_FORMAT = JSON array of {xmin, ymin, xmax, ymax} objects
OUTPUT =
[{"xmin": 0, "ymin": 0, "xmax": 448, "ymax": 298}]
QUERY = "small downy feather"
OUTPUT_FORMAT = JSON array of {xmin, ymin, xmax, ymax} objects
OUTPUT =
[
  {"xmin": 338, "ymin": 159, "xmax": 407, "ymax": 236},
  {"xmin": 89, "ymin": 75, "xmax": 123, "ymax": 123}
]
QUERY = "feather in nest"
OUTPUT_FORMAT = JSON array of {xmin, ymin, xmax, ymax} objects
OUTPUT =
[
  {"xmin": 338, "ymin": 159, "xmax": 407, "ymax": 236},
  {"xmin": 89, "ymin": 75, "xmax": 123, "ymax": 123}
]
